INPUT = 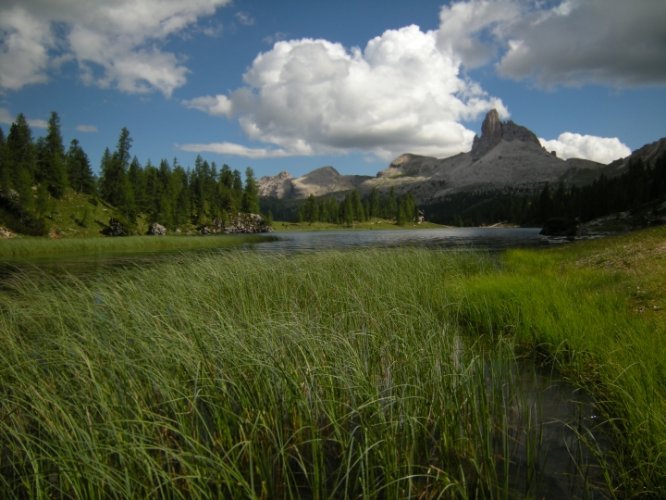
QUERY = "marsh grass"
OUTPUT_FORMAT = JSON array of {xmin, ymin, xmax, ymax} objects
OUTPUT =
[
  {"xmin": 1, "ymin": 232, "xmax": 663, "ymax": 497},
  {"xmin": 453, "ymin": 227, "xmax": 666, "ymax": 497}
]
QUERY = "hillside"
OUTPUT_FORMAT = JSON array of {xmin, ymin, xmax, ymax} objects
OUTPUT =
[{"xmin": 0, "ymin": 189, "xmax": 146, "ymax": 238}]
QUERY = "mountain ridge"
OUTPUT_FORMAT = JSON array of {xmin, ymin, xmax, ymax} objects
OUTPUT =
[{"xmin": 258, "ymin": 110, "xmax": 654, "ymax": 205}]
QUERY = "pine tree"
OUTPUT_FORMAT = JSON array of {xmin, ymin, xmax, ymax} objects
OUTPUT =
[
  {"xmin": 350, "ymin": 190, "xmax": 365, "ymax": 222},
  {"xmin": 128, "ymin": 157, "xmax": 145, "ymax": 211},
  {"xmin": 302, "ymin": 194, "xmax": 317, "ymax": 222},
  {"xmin": 536, "ymin": 183, "xmax": 553, "ymax": 223},
  {"xmin": 0, "ymin": 127, "xmax": 9, "ymax": 193},
  {"xmin": 369, "ymin": 188, "xmax": 380, "ymax": 219},
  {"xmin": 340, "ymin": 193, "xmax": 354, "ymax": 225},
  {"xmin": 172, "ymin": 165, "xmax": 190, "ymax": 226},
  {"xmin": 396, "ymin": 201, "xmax": 407, "ymax": 225},
  {"xmin": 241, "ymin": 167, "xmax": 260, "ymax": 213},
  {"xmin": 386, "ymin": 188, "xmax": 397, "ymax": 220},
  {"xmin": 40, "ymin": 111, "xmax": 68, "ymax": 198},
  {"xmin": 35, "ymin": 182, "xmax": 52, "ymax": 219},
  {"xmin": 66, "ymin": 139, "xmax": 95, "ymax": 194},
  {"xmin": 6, "ymin": 114, "xmax": 36, "ymax": 211},
  {"xmin": 232, "ymin": 169, "xmax": 243, "ymax": 210},
  {"xmin": 99, "ymin": 128, "xmax": 135, "ymax": 219}
]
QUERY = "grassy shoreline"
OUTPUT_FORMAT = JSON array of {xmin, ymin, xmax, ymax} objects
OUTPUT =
[
  {"xmin": 0, "ymin": 233, "xmax": 276, "ymax": 261},
  {"xmin": 1, "ymin": 227, "xmax": 664, "ymax": 497}
]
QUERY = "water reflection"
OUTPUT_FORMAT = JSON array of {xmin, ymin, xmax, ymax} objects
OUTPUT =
[{"xmin": 256, "ymin": 227, "xmax": 546, "ymax": 253}]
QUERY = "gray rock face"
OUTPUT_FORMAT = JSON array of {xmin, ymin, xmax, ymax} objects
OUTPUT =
[
  {"xmin": 471, "ymin": 109, "xmax": 541, "ymax": 158},
  {"xmin": 224, "ymin": 213, "xmax": 272, "ymax": 234},
  {"xmin": 147, "ymin": 222, "xmax": 167, "ymax": 236},
  {"xmin": 258, "ymin": 166, "xmax": 371, "ymax": 200},
  {"xmin": 258, "ymin": 171, "xmax": 294, "ymax": 198}
]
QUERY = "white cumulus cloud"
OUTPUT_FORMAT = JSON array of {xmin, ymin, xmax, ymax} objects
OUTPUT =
[
  {"xmin": 437, "ymin": 0, "xmax": 519, "ymax": 68},
  {"xmin": 0, "ymin": 0, "xmax": 231, "ymax": 96},
  {"xmin": 183, "ymin": 95, "xmax": 233, "ymax": 117},
  {"xmin": 76, "ymin": 124, "xmax": 98, "ymax": 133},
  {"xmin": 539, "ymin": 133, "xmax": 631, "ymax": 164},
  {"xmin": 437, "ymin": 0, "xmax": 666, "ymax": 87},
  {"xmin": 180, "ymin": 142, "xmax": 291, "ymax": 159},
  {"xmin": 182, "ymin": 25, "xmax": 507, "ymax": 160}
]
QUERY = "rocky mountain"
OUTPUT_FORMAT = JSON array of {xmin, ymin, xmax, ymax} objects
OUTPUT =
[
  {"xmin": 259, "ymin": 166, "xmax": 371, "ymax": 200},
  {"xmin": 258, "ymin": 110, "xmax": 618, "ymax": 204}
]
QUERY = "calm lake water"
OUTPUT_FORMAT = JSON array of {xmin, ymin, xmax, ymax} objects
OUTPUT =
[{"xmin": 254, "ymin": 226, "xmax": 547, "ymax": 253}]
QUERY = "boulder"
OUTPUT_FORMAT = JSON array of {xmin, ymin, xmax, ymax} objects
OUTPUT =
[
  {"xmin": 101, "ymin": 217, "xmax": 129, "ymax": 236},
  {"xmin": 540, "ymin": 217, "xmax": 578, "ymax": 237},
  {"xmin": 0, "ymin": 226, "xmax": 15, "ymax": 239},
  {"xmin": 147, "ymin": 222, "xmax": 167, "ymax": 236},
  {"xmin": 224, "ymin": 213, "xmax": 273, "ymax": 234}
]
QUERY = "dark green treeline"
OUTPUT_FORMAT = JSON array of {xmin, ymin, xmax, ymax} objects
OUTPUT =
[
  {"xmin": 530, "ymin": 155, "xmax": 666, "ymax": 224},
  {"xmin": 0, "ymin": 112, "xmax": 259, "ymax": 234},
  {"xmin": 298, "ymin": 188, "xmax": 418, "ymax": 225},
  {"xmin": 423, "ymin": 153, "xmax": 666, "ymax": 227}
]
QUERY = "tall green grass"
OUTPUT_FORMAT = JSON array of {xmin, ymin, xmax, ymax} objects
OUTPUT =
[
  {"xmin": 2, "ymin": 233, "xmax": 663, "ymax": 498},
  {"xmin": 452, "ymin": 229, "xmax": 666, "ymax": 497}
]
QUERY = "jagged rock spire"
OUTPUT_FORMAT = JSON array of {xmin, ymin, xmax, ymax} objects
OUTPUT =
[{"xmin": 471, "ymin": 109, "xmax": 540, "ymax": 158}]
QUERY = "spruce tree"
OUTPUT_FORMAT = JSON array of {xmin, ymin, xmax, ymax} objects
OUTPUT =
[
  {"xmin": 6, "ymin": 114, "xmax": 36, "ymax": 211},
  {"xmin": 99, "ymin": 128, "xmax": 135, "ymax": 219},
  {"xmin": 369, "ymin": 188, "xmax": 380, "ymax": 219},
  {"xmin": 66, "ymin": 139, "xmax": 95, "ymax": 194},
  {"xmin": 40, "ymin": 111, "xmax": 68, "ymax": 198},
  {"xmin": 386, "ymin": 187, "xmax": 397, "ymax": 220},
  {"xmin": 232, "ymin": 169, "xmax": 243, "ymax": 210},
  {"xmin": 0, "ymin": 127, "xmax": 9, "ymax": 193},
  {"xmin": 241, "ymin": 167, "xmax": 260, "ymax": 213},
  {"xmin": 350, "ymin": 190, "xmax": 365, "ymax": 222},
  {"xmin": 128, "ymin": 157, "xmax": 145, "ymax": 211}
]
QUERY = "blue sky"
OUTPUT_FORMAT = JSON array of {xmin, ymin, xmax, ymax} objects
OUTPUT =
[{"xmin": 1, "ymin": 0, "xmax": 665, "ymax": 178}]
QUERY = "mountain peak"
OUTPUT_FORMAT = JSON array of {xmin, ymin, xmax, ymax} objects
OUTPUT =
[
  {"xmin": 471, "ymin": 109, "xmax": 540, "ymax": 158},
  {"xmin": 481, "ymin": 109, "xmax": 501, "ymax": 138}
]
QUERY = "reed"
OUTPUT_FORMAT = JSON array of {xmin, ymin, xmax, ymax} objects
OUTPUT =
[
  {"xmin": 1, "ymin": 228, "xmax": 664, "ymax": 497},
  {"xmin": 453, "ymin": 227, "xmax": 666, "ymax": 496}
]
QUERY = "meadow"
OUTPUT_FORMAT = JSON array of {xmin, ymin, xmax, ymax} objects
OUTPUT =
[{"xmin": 0, "ymin": 227, "xmax": 664, "ymax": 498}]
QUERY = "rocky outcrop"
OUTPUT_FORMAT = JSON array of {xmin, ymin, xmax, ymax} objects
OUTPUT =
[
  {"xmin": 258, "ymin": 166, "xmax": 372, "ymax": 200},
  {"xmin": 471, "ymin": 109, "xmax": 541, "ymax": 158},
  {"xmin": 0, "ymin": 226, "xmax": 15, "ymax": 239},
  {"xmin": 199, "ymin": 213, "xmax": 272, "ymax": 235},
  {"xmin": 258, "ymin": 171, "xmax": 294, "ymax": 198},
  {"xmin": 101, "ymin": 217, "xmax": 129, "ymax": 236},
  {"xmin": 224, "ymin": 213, "xmax": 272, "ymax": 234},
  {"xmin": 147, "ymin": 222, "xmax": 167, "ymax": 236},
  {"xmin": 364, "ymin": 109, "xmax": 576, "ymax": 200}
]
